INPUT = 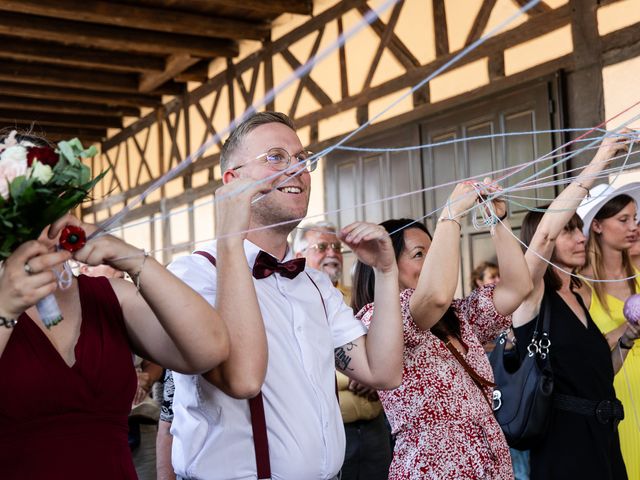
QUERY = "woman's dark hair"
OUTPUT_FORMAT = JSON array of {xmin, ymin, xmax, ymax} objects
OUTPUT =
[
  {"xmin": 351, "ymin": 219, "xmax": 429, "ymax": 314},
  {"xmin": 351, "ymin": 218, "xmax": 461, "ymax": 340},
  {"xmin": 587, "ymin": 194, "xmax": 637, "ymax": 312},
  {"xmin": 519, "ymin": 205, "xmax": 584, "ymax": 291}
]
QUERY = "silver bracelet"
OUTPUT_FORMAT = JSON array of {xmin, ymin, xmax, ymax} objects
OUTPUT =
[
  {"xmin": 438, "ymin": 216, "xmax": 462, "ymax": 229},
  {"xmin": 575, "ymin": 181, "xmax": 590, "ymax": 198}
]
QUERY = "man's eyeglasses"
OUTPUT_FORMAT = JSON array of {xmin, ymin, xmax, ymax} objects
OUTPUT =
[
  {"xmin": 231, "ymin": 147, "xmax": 318, "ymax": 173},
  {"xmin": 306, "ymin": 242, "xmax": 343, "ymax": 253}
]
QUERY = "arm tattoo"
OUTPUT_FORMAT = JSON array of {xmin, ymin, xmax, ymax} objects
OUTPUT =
[{"xmin": 335, "ymin": 342, "xmax": 356, "ymax": 371}]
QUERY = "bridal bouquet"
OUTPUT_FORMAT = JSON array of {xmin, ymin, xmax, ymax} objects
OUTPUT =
[{"xmin": 0, "ymin": 131, "xmax": 105, "ymax": 326}]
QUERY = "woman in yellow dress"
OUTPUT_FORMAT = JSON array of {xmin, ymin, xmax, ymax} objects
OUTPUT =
[{"xmin": 578, "ymin": 181, "xmax": 640, "ymax": 480}]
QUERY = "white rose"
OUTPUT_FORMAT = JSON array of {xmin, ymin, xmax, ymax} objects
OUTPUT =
[
  {"xmin": 0, "ymin": 145, "xmax": 28, "ymax": 166},
  {"xmin": 30, "ymin": 161, "xmax": 54, "ymax": 184},
  {"xmin": 0, "ymin": 146, "xmax": 28, "ymax": 200}
]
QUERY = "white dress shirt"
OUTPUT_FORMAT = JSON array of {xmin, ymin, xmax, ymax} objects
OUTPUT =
[{"xmin": 168, "ymin": 240, "xmax": 367, "ymax": 480}]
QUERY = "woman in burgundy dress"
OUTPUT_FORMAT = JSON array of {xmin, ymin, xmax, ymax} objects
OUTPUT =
[
  {"xmin": 0, "ymin": 215, "xmax": 230, "ymax": 479},
  {"xmin": 352, "ymin": 181, "xmax": 532, "ymax": 479}
]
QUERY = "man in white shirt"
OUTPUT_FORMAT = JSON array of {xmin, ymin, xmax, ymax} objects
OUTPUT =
[{"xmin": 168, "ymin": 112, "xmax": 403, "ymax": 480}]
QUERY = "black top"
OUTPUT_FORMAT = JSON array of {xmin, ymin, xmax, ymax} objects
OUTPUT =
[{"xmin": 513, "ymin": 287, "xmax": 627, "ymax": 480}]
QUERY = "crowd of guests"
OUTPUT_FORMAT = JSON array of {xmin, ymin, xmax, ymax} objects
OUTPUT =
[{"xmin": 1, "ymin": 113, "xmax": 639, "ymax": 480}]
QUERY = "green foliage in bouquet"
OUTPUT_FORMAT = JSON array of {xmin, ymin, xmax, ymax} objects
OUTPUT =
[{"xmin": 0, "ymin": 135, "xmax": 106, "ymax": 260}]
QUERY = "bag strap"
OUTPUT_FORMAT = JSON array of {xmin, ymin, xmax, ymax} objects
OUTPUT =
[{"xmin": 194, "ymin": 250, "xmax": 272, "ymax": 479}]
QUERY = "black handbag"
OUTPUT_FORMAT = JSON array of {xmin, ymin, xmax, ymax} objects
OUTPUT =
[{"xmin": 489, "ymin": 288, "xmax": 554, "ymax": 450}]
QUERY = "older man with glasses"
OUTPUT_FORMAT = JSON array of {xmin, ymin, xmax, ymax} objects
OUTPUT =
[{"xmin": 294, "ymin": 222, "xmax": 393, "ymax": 480}]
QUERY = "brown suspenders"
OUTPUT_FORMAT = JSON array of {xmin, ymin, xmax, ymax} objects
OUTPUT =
[{"xmin": 195, "ymin": 251, "xmax": 335, "ymax": 479}]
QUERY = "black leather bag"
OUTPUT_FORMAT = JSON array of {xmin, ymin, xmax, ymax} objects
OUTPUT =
[{"xmin": 489, "ymin": 290, "xmax": 554, "ymax": 450}]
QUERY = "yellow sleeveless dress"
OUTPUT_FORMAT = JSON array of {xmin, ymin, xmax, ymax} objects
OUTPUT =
[{"xmin": 589, "ymin": 282, "xmax": 640, "ymax": 480}]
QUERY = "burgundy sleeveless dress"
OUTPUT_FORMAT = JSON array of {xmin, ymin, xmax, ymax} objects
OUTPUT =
[{"xmin": 0, "ymin": 275, "xmax": 138, "ymax": 479}]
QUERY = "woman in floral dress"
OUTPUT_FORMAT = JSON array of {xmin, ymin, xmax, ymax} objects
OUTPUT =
[{"xmin": 352, "ymin": 181, "xmax": 532, "ymax": 479}]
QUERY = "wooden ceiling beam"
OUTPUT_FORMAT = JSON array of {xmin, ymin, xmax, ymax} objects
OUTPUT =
[
  {"xmin": 0, "ymin": 11, "xmax": 239, "ymax": 58},
  {"xmin": 175, "ymin": 62, "xmax": 211, "ymax": 83},
  {"xmin": 0, "ymin": 59, "xmax": 141, "ymax": 93},
  {"xmin": 0, "ymin": 0, "xmax": 269, "ymax": 41},
  {"xmin": 0, "ymin": 36, "xmax": 165, "ymax": 73},
  {"xmin": 45, "ymin": 134, "xmax": 104, "ymax": 145},
  {"xmin": 0, "ymin": 95, "xmax": 140, "ymax": 118},
  {"xmin": 8, "ymin": 122, "xmax": 107, "ymax": 140},
  {"xmin": 139, "ymin": 54, "xmax": 200, "ymax": 93},
  {"xmin": 148, "ymin": 82, "xmax": 185, "ymax": 96},
  {"xmin": 0, "ymin": 109, "xmax": 122, "ymax": 130},
  {"xmin": 0, "ymin": 82, "xmax": 162, "ymax": 108},
  {"xmin": 206, "ymin": 0, "xmax": 312, "ymax": 15}
]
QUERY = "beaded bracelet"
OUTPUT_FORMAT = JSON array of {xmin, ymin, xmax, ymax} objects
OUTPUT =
[{"xmin": 0, "ymin": 316, "xmax": 18, "ymax": 328}]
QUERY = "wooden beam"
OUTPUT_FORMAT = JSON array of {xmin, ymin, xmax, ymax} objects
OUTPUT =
[
  {"xmin": 175, "ymin": 62, "xmax": 211, "ymax": 83},
  {"xmin": 294, "ymin": 4, "xmax": 571, "ymax": 128},
  {"xmin": 432, "ymin": 0, "xmax": 450, "ymax": 56},
  {"xmin": 598, "ymin": 0, "xmax": 626, "ymax": 7},
  {"xmin": 0, "ymin": 59, "xmax": 140, "ymax": 93},
  {"xmin": 357, "ymin": 3, "xmax": 420, "ymax": 70},
  {"xmin": 313, "ymin": 56, "xmax": 573, "ymax": 153},
  {"xmin": 205, "ymin": 0, "xmax": 312, "ymax": 15},
  {"xmin": 601, "ymin": 21, "xmax": 640, "ymax": 66},
  {"xmin": 89, "ymin": 59, "xmax": 575, "ymax": 216},
  {"xmin": 465, "ymin": 0, "xmax": 498, "ymax": 46},
  {"xmin": 280, "ymin": 49, "xmax": 332, "ymax": 106},
  {"xmin": 0, "ymin": 82, "xmax": 162, "ymax": 108},
  {"xmin": 82, "ymin": 176, "xmax": 222, "ymax": 222},
  {"xmin": 102, "ymin": 98, "xmax": 184, "ymax": 152},
  {"xmin": 566, "ymin": 0, "xmax": 603, "ymax": 167},
  {"xmin": 48, "ymin": 135, "xmax": 102, "ymax": 145},
  {"xmin": 190, "ymin": 0, "xmax": 362, "ymax": 105},
  {"xmin": 362, "ymin": 1, "xmax": 404, "ymax": 90},
  {"xmin": 0, "ymin": 109, "xmax": 121, "ymax": 130},
  {"xmin": 488, "ymin": 52, "xmax": 505, "ymax": 79},
  {"xmin": 337, "ymin": 17, "xmax": 349, "ymax": 99},
  {"xmin": 512, "ymin": 0, "xmax": 552, "ymax": 15},
  {"xmin": 264, "ymin": 38, "xmax": 275, "ymax": 111},
  {"xmin": 0, "ymin": 11, "xmax": 239, "ymax": 58},
  {"xmin": 8, "ymin": 123, "xmax": 107, "ymax": 143},
  {"xmin": 140, "ymin": 54, "xmax": 200, "ymax": 93},
  {"xmin": 0, "ymin": 35, "xmax": 165, "ymax": 73},
  {"xmin": 288, "ymin": 28, "xmax": 326, "ymax": 118},
  {"xmin": 0, "ymin": 95, "xmax": 140, "ymax": 117},
  {"xmin": 0, "ymin": 0, "xmax": 270, "ymax": 41}
]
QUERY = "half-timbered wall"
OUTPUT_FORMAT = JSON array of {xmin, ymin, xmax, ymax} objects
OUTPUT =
[{"xmin": 82, "ymin": 0, "xmax": 640, "ymax": 272}]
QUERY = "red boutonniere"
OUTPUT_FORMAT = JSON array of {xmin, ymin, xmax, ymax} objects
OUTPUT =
[
  {"xmin": 59, "ymin": 225, "xmax": 86, "ymax": 252},
  {"xmin": 26, "ymin": 146, "xmax": 59, "ymax": 167}
]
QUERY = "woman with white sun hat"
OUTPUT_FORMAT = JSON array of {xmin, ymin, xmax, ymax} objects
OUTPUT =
[{"xmin": 578, "ymin": 180, "xmax": 640, "ymax": 480}]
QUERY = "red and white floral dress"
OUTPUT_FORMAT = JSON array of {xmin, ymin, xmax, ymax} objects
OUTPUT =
[{"xmin": 358, "ymin": 284, "xmax": 513, "ymax": 480}]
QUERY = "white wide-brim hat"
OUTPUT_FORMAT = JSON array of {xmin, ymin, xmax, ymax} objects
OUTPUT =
[{"xmin": 576, "ymin": 182, "xmax": 640, "ymax": 238}]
